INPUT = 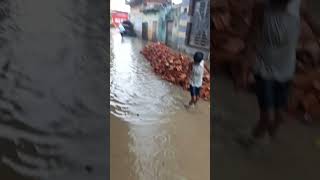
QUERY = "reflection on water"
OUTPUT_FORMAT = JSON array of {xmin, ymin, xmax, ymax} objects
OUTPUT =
[
  {"xmin": 128, "ymin": 124, "xmax": 178, "ymax": 180},
  {"xmin": 110, "ymin": 29, "xmax": 184, "ymax": 179},
  {"xmin": 110, "ymin": 29, "xmax": 209, "ymax": 180},
  {"xmin": 110, "ymin": 29, "xmax": 183, "ymax": 179},
  {"xmin": 0, "ymin": 0, "xmax": 108, "ymax": 179},
  {"xmin": 110, "ymin": 30, "xmax": 184, "ymax": 125}
]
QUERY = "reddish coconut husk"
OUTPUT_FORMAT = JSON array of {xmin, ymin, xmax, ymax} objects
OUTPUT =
[{"xmin": 141, "ymin": 43, "xmax": 210, "ymax": 100}]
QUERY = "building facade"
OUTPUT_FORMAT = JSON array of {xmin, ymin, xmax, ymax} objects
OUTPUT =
[
  {"xmin": 127, "ymin": 0, "xmax": 210, "ymax": 58},
  {"xmin": 127, "ymin": 0, "xmax": 170, "ymax": 41}
]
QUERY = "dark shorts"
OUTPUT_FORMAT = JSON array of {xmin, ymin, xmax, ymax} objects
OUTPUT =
[
  {"xmin": 254, "ymin": 75, "xmax": 291, "ymax": 111},
  {"xmin": 190, "ymin": 85, "xmax": 201, "ymax": 97}
]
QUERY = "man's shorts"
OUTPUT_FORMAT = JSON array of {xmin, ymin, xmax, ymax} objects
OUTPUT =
[
  {"xmin": 254, "ymin": 75, "xmax": 291, "ymax": 111},
  {"xmin": 190, "ymin": 85, "xmax": 201, "ymax": 97}
]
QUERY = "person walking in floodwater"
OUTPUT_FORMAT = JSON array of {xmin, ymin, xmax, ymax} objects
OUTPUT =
[
  {"xmin": 239, "ymin": 0, "xmax": 301, "ymax": 147},
  {"xmin": 119, "ymin": 23, "xmax": 125, "ymax": 38},
  {"xmin": 186, "ymin": 52, "xmax": 205, "ymax": 109}
]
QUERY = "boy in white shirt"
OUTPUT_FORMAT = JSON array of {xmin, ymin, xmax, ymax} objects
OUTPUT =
[{"xmin": 186, "ymin": 52, "xmax": 205, "ymax": 108}]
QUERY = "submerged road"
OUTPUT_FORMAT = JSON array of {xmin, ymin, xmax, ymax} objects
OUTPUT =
[
  {"xmin": 110, "ymin": 29, "xmax": 210, "ymax": 180},
  {"xmin": 0, "ymin": 0, "xmax": 108, "ymax": 179}
]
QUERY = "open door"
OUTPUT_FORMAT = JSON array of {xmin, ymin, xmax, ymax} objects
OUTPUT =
[{"xmin": 142, "ymin": 22, "xmax": 148, "ymax": 40}]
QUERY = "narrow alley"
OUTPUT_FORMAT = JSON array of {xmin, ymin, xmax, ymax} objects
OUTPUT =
[{"xmin": 110, "ymin": 29, "xmax": 210, "ymax": 180}]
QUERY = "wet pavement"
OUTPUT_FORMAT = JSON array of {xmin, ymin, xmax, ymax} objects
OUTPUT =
[
  {"xmin": 213, "ymin": 74, "xmax": 320, "ymax": 180},
  {"xmin": 110, "ymin": 29, "xmax": 210, "ymax": 180},
  {"xmin": 0, "ymin": 0, "xmax": 108, "ymax": 179}
]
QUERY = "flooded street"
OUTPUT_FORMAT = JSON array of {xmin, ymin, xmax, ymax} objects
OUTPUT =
[
  {"xmin": 110, "ymin": 29, "xmax": 210, "ymax": 180},
  {"xmin": 0, "ymin": 0, "xmax": 108, "ymax": 179}
]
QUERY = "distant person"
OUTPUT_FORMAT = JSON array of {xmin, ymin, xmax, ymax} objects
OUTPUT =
[
  {"xmin": 186, "ymin": 52, "xmax": 205, "ymax": 109},
  {"xmin": 239, "ymin": 0, "xmax": 300, "ymax": 147},
  {"xmin": 119, "ymin": 23, "xmax": 125, "ymax": 38}
]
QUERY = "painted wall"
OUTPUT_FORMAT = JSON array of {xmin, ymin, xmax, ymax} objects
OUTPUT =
[
  {"xmin": 177, "ymin": 7, "xmax": 189, "ymax": 49},
  {"xmin": 174, "ymin": 0, "xmax": 210, "ymax": 59},
  {"xmin": 130, "ymin": 6, "xmax": 143, "ymax": 37},
  {"xmin": 142, "ymin": 12, "xmax": 160, "ymax": 40},
  {"xmin": 129, "ymin": 3, "xmax": 177, "ymax": 42},
  {"xmin": 189, "ymin": 0, "xmax": 210, "ymax": 49},
  {"xmin": 130, "ymin": 5, "xmax": 164, "ymax": 41},
  {"xmin": 164, "ymin": 5, "xmax": 182, "ymax": 48},
  {"xmin": 128, "ymin": 0, "xmax": 210, "ymax": 59},
  {"xmin": 157, "ymin": 6, "xmax": 172, "ymax": 43},
  {"xmin": 164, "ymin": 3, "xmax": 191, "ymax": 50}
]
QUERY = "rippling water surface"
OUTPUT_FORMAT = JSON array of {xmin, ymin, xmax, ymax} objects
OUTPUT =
[
  {"xmin": 110, "ymin": 30, "xmax": 186, "ymax": 125},
  {"xmin": 0, "ymin": 0, "xmax": 108, "ymax": 179},
  {"xmin": 110, "ymin": 29, "xmax": 210, "ymax": 180}
]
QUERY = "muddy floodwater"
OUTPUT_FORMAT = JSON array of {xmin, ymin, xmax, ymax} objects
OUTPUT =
[
  {"xmin": 0, "ymin": 0, "xmax": 108, "ymax": 179},
  {"xmin": 110, "ymin": 29, "xmax": 210, "ymax": 180}
]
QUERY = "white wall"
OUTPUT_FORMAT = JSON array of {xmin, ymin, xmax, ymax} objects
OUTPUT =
[
  {"xmin": 110, "ymin": 0, "xmax": 130, "ymax": 12},
  {"xmin": 130, "ymin": 6, "xmax": 160, "ymax": 40},
  {"xmin": 130, "ymin": 6, "xmax": 143, "ymax": 37}
]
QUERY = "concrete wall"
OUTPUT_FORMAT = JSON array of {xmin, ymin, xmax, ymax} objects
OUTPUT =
[
  {"xmin": 128, "ymin": 0, "xmax": 210, "ymax": 60},
  {"xmin": 130, "ymin": 5, "xmax": 161, "ymax": 40},
  {"xmin": 157, "ymin": 6, "xmax": 172, "ymax": 42},
  {"xmin": 129, "ymin": 3, "xmax": 183, "ymax": 43},
  {"xmin": 177, "ymin": 8, "xmax": 189, "ymax": 49},
  {"xmin": 188, "ymin": 0, "xmax": 210, "ymax": 49},
  {"xmin": 142, "ymin": 13, "xmax": 160, "ymax": 40},
  {"xmin": 164, "ymin": 4, "xmax": 191, "ymax": 49},
  {"xmin": 171, "ymin": 7, "xmax": 181, "ymax": 48},
  {"xmin": 167, "ymin": 0, "xmax": 209, "ymax": 59},
  {"xmin": 130, "ymin": 6, "xmax": 143, "ymax": 37}
]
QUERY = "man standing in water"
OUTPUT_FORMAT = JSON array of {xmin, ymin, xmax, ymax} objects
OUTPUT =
[{"xmin": 239, "ymin": 0, "xmax": 301, "ymax": 147}]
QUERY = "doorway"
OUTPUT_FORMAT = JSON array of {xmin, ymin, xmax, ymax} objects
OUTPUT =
[
  {"xmin": 166, "ymin": 21, "xmax": 173, "ymax": 47},
  {"xmin": 142, "ymin": 22, "xmax": 148, "ymax": 40},
  {"xmin": 152, "ymin": 21, "xmax": 157, "ymax": 42}
]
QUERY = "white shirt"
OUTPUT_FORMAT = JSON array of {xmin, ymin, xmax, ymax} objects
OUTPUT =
[
  {"xmin": 254, "ymin": 0, "xmax": 300, "ymax": 82},
  {"xmin": 119, "ymin": 24, "xmax": 125, "ymax": 32},
  {"xmin": 190, "ymin": 60, "xmax": 204, "ymax": 87}
]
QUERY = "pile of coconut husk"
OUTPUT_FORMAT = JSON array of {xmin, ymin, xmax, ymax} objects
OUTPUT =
[
  {"xmin": 141, "ymin": 42, "xmax": 210, "ymax": 100},
  {"xmin": 212, "ymin": 0, "xmax": 320, "ymax": 120}
]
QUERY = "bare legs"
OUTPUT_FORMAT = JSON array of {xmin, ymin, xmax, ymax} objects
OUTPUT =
[
  {"xmin": 252, "ymin": 108, "xmax": 286, "ymax": 140},
  {"xmin": 188, "ymin": 96, "xmax": 196, "ymax": 106},
  {"xmin": 252, "ymin": 110, "xmax": 274, "ymax": 139},
  {"xmin": 188, "ymin": 96, "xmax": 200, "ymax": 107},
  {"xmin": 187, "ymin": 86, "xmax": 201, "ymax": 108},
  {"xmin": 269, "ymin": 109, "xmax": 286, "ymax": 139}
]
